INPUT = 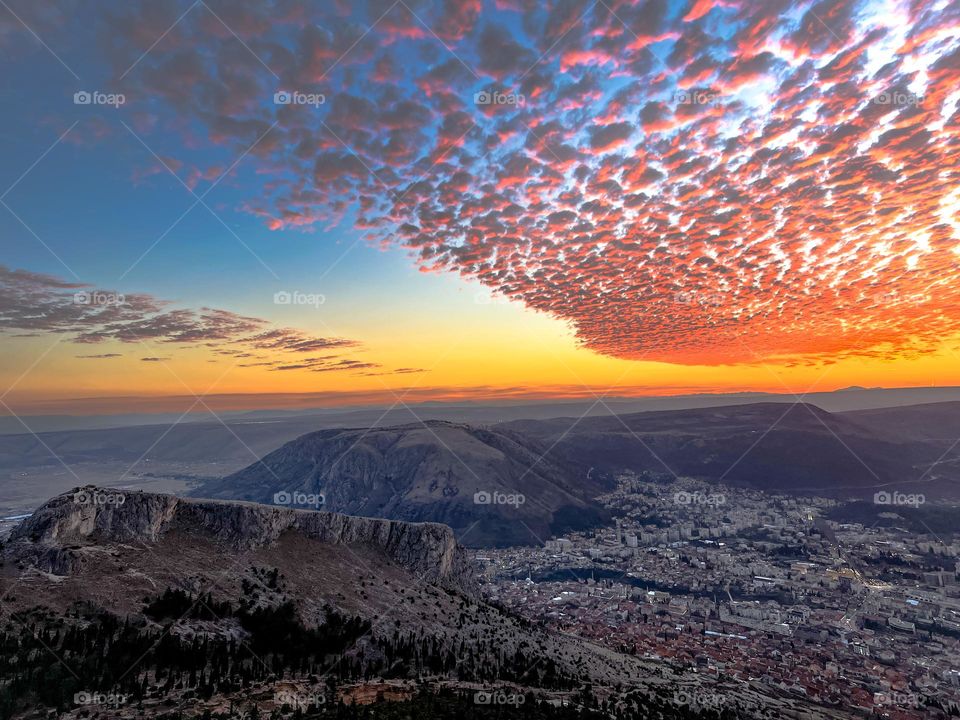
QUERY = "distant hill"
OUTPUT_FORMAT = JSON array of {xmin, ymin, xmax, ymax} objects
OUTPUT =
[
  {"xmin": 6, "ymin": 401, "xmax": 958, "ymax": 539},
  {"xmin": 194, "ymin": 421, "xmax": 608, "ymax": 547},
  {"xmin": 840, "ymin": 401, "xmax": 960, "ymax": 445},
  {"xmin": 498, "ymin": 402, "xmax": 960, "ymax": 498}
]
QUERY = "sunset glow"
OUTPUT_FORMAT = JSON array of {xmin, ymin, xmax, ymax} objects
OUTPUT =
[{"xmin": 2, "ymin": 0, "xmax": 959, "ymax": 415}]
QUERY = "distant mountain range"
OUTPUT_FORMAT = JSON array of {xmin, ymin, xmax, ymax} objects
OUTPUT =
[
  {"xmin": 499, "ymin": 401, "xmax": 960, "ymax": 497},
  {"xmin": 186, "ymin": 402, "xmax": 960, "ymax": 548},
  {"xmin": 3, "ymin": 400, "xmax": 958, "ymax": 543}
]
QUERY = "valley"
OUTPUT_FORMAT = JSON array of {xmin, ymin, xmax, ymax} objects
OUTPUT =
[{"xmin": 1, "ymin": 399, "xmax": 959, "ymax": 719}]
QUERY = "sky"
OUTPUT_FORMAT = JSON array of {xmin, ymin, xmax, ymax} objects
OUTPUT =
[{"xmin": 1, "ymin": 0, "xmax": 959, "ymax": 416}]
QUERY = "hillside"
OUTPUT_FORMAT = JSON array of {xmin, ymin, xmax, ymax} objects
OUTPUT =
[
  {"xmin": 840, "ymin": 401, "xmax": 960, "ymax": 445},
  {"xmin": 498, "ymin": 402, "xmax": 959, "ymax": 497},
  {"xmin": 194, "ymin": 421, "xmax": 608, "ymax": 547}
]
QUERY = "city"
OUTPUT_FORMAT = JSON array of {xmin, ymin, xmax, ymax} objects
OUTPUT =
[{"xmin": 477, "ymin": 476, "xmax": 960, "ymax": 718}]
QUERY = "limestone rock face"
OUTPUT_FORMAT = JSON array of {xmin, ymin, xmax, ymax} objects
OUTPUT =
[{"xmin": 8, "ymin": 486, "xmax": 475, "ymax": 590}]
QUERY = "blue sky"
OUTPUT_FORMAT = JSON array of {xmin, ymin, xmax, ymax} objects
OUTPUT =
[{"xmin": 2, "ymin": 0, "xmax": 959, "ymax": 413}]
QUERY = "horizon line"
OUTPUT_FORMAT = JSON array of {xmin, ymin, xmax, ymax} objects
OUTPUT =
[{"xmin": 2, "ymin": 383, "xmax": 956, "ymax": 418}]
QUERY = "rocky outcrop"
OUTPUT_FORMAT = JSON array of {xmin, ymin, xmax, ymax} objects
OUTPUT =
[{"xmin": 7, "ymin": 486, "xmax": 476, "ymax": 590}]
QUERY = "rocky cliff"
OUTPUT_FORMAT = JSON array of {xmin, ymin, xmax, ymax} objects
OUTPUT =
[{"xmin": 7, "ymin": 486, "xmax": 475, "ymax": 590}]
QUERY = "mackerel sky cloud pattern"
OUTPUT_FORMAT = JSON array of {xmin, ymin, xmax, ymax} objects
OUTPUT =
[{"xmin": 104, "ymin": 0, "xmax": 960, "ymax": 366}]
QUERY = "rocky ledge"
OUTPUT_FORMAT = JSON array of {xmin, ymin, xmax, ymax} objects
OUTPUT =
[{"xmin": 6, "ymin": 486, "xmax": 476, "ymax": 591}]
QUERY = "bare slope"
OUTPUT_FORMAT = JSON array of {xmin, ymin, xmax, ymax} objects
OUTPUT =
[
  {"xmin": 195, "ymin": 421, "xmax": 607, "ymax": 547},
  {"xmin": 499, "ymin": 402, "xmax": 959, "ymax": 497}
]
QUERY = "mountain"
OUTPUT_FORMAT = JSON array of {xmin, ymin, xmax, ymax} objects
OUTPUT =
[
  {"xmin": 193, "ymin": 421, "xmax": 608, "ymax": 547},
  {"xmin": 0, "ymin": 487, "xmax": 857, "ymax": 720},
  {"xmin": 5, "ymin": 393, "xmax": 959, "ymax": 524},
  {"xmin": 189, "ymin": 404, "xmax": 960, "ymax": 548},
  {"xmin": 839, "ymin": 401, "xmax": 960, "ymax": 445},
  {"xmin": 498, "ymin": 402, "xmax": 960, "ymax": 498}
]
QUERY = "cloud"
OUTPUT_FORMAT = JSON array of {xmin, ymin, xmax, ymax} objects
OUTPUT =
[
  {"xmin": 93, "ymin": 0, "xmax": 960, "ymax": 365},
  {"xmin": 0, "ymin": 1, "xmax": 75, "ymax": 50},
  {"xmin": 244, "ymin": 329, "xmax": 358, "ymax": 353},
  {"xmin": 307, "ymin": 360, "xmax": 379, "ymax": 373},
  {"xmin": 358, "ymin": 366, "xmax": 426, "ymax": 377},
  {"xmin": 269, "ymin": 356, "xmax": 380, "ymax": 373},
  {"xmin": 0, "ymin": 265, "xmax": 372, "ymax": 369},
  {"xmin": 588, "ymin": 122, "xmax": 634, "ymax": 152}
]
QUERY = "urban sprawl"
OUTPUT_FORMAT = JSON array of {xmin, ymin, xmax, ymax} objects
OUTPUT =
[{"xmin": 476, "ymin": 475, "xmax": 960, "ymax": 719}]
